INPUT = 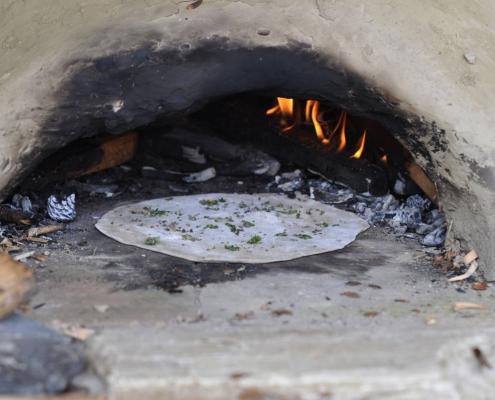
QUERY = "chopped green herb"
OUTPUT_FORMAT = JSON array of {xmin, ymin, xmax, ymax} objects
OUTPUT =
[
  {"xmin": 294, "ymin": 234, "xmax": 312, "ymax": 240},
  {"xmin": 205, "ymin": 224, "xmax": 219, "ymax": 229},
  {"xmin": 239, "ymin": 201, "xmax": 248, "ymax": 208},
  {"xmin": 144, "ymin": 236, "xmax": 160, "ymax": 245},
  {"xmin": 225, "ymin": 222, "xmax": 241, "ymax": 235},
  {"xmin": 218, "ymin": 197, "xmax": 226, "ymax": 203},
  {"xmin": 143, "ymin": 207, "xmax": 168, "ymax": 217},
  {"xmin": 199, "ymin": 199, "xmax": 219, "ymax": 206},
  {"xmin": 247, "ymin": 235, "xmax": 262, "ymax": 245},
  {"xmin": 275, "ymin": 231, "xmax": 288, "ymax": 237},
  {"xmin": 182, "ymin": 234, "xmax": 200, "ymax": 241},
  {"xmin": 318, "ymin": 222, "xmax": 329, "ymax": 228},
  {"xmin": 224, "ymin": 244, "xmax": 240, "ymax": 251},
  {"xmin": 242, "ymin": 220, "xmax": 255, "ymax": 228}
]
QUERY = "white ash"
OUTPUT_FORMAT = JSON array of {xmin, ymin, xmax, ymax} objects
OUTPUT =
[
  {"xmin": 181, "ymin": 146, "xmax": 207, "ymax": 164},
  {"xmin": 270, "ymin": 170, "xmax": 446, "ymax": 247},
  {"xmin": 47, "ymin": 193, "xmax": 77, "ymax": 222},
  {"xmin": 183, "ymin": 167, "xmax": 216, "ymax": 183},
  {"xmin": 10, "ymin": 193, "xmax": 34, "ymax": 216}
]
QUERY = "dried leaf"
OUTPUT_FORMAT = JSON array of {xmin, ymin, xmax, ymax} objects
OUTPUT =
[
  {"xmin": 234, "ymin": 311, "xmax": 254, "ymax": 320},
  {"xmin": 394, "ymin": 298, "xmax": 409, "ymax": 303},
  {"xmin": 368, "ymin": 284, "xmax": 382, "ymax": 289},
  {"xmin": 345, "ymin": 280, "xmax": 361, "ymax": 286},
  {"xmin": 363, "ymin": 311, "xmax": 379, "ymax": 317},
  {"xmin": 473, "ymin": 347, "xmax": 492, "ymax": 369},
  {"xmin": 271, "ymin": 308, "xmax": 293, "ymax": 317},
  {"xmin": 340, "ymin": 291, "xmax": 360, "ymax": 299},
  {"xmin": 186, "ymin": 0, "xmax": 203, "ymax": 10},
  {"xmin": 472, "ymin": 281, "xmax": 488, "ymax": 291},
  {"xmin": 52, "ymin": 320, "xmax": 95, "ymax": 341},
  {"xmin": 453, "ymin": 302, "xmax": 486, "ymax": 311},
  {"xmin": 0, "ymin": 252, "xmax": 34, "ymax": 320}
]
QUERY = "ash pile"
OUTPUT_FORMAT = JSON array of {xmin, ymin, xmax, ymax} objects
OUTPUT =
[{"xmin": 269, "ymin": 169, "xmax": 446, "ymax": 247}]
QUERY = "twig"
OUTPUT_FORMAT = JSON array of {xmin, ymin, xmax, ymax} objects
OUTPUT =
[{"xmin": 28, "ymin": 224, "xmax": 65, "ymax": 238}]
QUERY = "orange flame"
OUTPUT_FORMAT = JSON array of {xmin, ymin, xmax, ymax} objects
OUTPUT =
[
  {"xmin": 336, "ymin": 112, "xmax": 347, "ymax": 153},
  {"xmin": 379, "ymin": 154, "xmax": 388, "ymax": 163},
  {"xmin": 267, "ymin": 97, "xmax": 296, "ymax": 132},
  {"xmin": 307, "ymin": 100, "xmax": 329, "ymax": 144},
  {"xmin": 350, "ymin": 130, "xmax": 367, "ymax": 159}
]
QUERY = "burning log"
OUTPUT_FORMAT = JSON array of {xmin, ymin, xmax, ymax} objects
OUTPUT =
[{"xmin": 0, "ymin": 205, "xmax": 32, "ymax": 225}]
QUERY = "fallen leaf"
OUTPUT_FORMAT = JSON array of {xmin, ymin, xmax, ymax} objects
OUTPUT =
[
  {"xmin": 453, "ymin": 302, "xmax": 486, "ymax": 311},
  {"xmin": 472, "ymin": 281, "xmax": 488, "ymax": 291},
  {"xmin": 234, "ymin": 311, "xmax": 254, "ymax": 320},
  {"xmin": 394, "ymin": 298, "xmax": 409, "ymax": 303},
  {"xmin": 340, "ymin": 291, "xmax": 360, "ymax": 299},
  {"xmin": 0, "ymin": 252, "xmax": 34, "ymax": 320},
  {"xmin": 230, "ymin": 372, "xmax": 250, "ymax": 380},
  {"xmin": 186, "ymin": 0, "xmax": 203, "ymax": 10},
  {"xmin": 52, "ymin": 320, "xmax": 95, "ymax": 341},
  {"xmin": 363, "ymin": 311, "xmax": 379, "ymax": 317},
  {"xmin": 473, "ymin": 347, "xmax": 492, "ymax": 369},
  {"xmin": 368, "ymin": 284, "xmax": 382, "ymax": 289},
  {"xmin": 271, "ymin": 308, "xmax": 293, "ymax": 317},
  {"xmin": 345, "ymin": 280, "xmax": 361, "ymax": 286}
]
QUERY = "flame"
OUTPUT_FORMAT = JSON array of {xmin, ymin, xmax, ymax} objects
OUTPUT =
[
  {"xmin": 266, "ymin": 97, "xmax": 294, "ymax": 117},
  {"xmin": 350, "ymin": 130, "xmax": 367, "ymax": 159},
  {"xmin": 307, "ymin": 100, "xmax": 329, "ymax": 144},
  {"xmin": 379, "ymin": 154, "xmax": 388, "ymax": 163},
  {"xmin": 305, "ymin": 100, "xmax": 317, "ymax": 122},
  {"xmin": 336, "ymin": 112, "xmax": 347, "ymax": 153},
  {"xmin": 266, "ymin": 99, "xmax": 368, "ymax": 158}
]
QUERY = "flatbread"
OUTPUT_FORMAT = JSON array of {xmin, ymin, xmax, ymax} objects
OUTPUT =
[{"xmin": 95, "ymin": 193, "xmax": 369, "ymax": 263}]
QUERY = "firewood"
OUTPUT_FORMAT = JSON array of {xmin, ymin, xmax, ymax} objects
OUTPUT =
[
  {"xmin": 406, "ymin": 161, "xmax": 438, "ymax": 205},
  {"xmin": 0, "ymin": 252, "xmax": 34, "ymax": 320},
  {"xmin": 0, "ymin": 205, "xmax": 32, "ymax": 225},
  {"xmin": 67, "ymin": 131, "xmax": 138, "ymax": 178}
]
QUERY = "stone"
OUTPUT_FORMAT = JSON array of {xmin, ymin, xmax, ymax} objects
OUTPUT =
[{"xmin": 0, "ymin": 315, "xmax": 87, "ymax": 395}]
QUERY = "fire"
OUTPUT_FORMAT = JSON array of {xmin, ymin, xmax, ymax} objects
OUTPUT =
[
  {"xmin": 350, "ymin": 130, "xmax": 367, "ymax": 159},
  {"xmin": 379, "ymin": 153, "xmax": 388, "ymax": 163},
  {"xmin": 266, "ymin": 98, "xmax": 368, "ymax": 160},
  {"xmin": 266, "ymin": 97, "xmax": 296, "ymax": 132}
]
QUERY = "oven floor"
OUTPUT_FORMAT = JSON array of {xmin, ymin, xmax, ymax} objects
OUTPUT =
[{"xmin": 22, "ymin": 188, "xmax": 495, "ymax": 399}]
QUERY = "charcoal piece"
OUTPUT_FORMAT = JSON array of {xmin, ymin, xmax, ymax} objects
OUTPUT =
[
  {"xmin": 393, "ymin": 207, "xmax": 422, "ymax": 229},
  {"xmin": 47, "ymin": 194, "xmax": 76, "ymax": 222},
  {"xmin": 20, "ymin": 197, "xmax": 33, "ymax": 215},
  {"xmin": 405, "ymin": 194, "xmax": 431, "ymax": 211},
  {"xmin": 309, "ymin": 179, "xmax": 354, "ymax": 205},
  {"xmin": 422, "ymin": 226, "xmax": 446, "ymax": 247},
  {"xmin": 11, "ymin": 194, "xmax": 22, "ymax": 209},
  {"xmin": 415, "ymin": 223, "xmax": 435, "ymax": 235},
  {"xmin": 0, "ymin": 315, "xmax": 87, "ymax": 395}
]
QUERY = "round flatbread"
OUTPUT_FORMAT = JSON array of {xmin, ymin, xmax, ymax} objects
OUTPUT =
[{"xmin": 95, "ymin": 193, "xmax": 369, "ymax": 263}]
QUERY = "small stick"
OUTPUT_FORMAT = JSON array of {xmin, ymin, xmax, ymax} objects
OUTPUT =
[
  {"xmin": 27, "ymin": 224, "xmax": 65, "ymax": 238},
  {"xmin": 13, "ymin": 251, "xmax": 36, "ymax": 261},
  {"xmin": 448, "ymin": 260, "xmax": 479, "ymax": 282}
]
